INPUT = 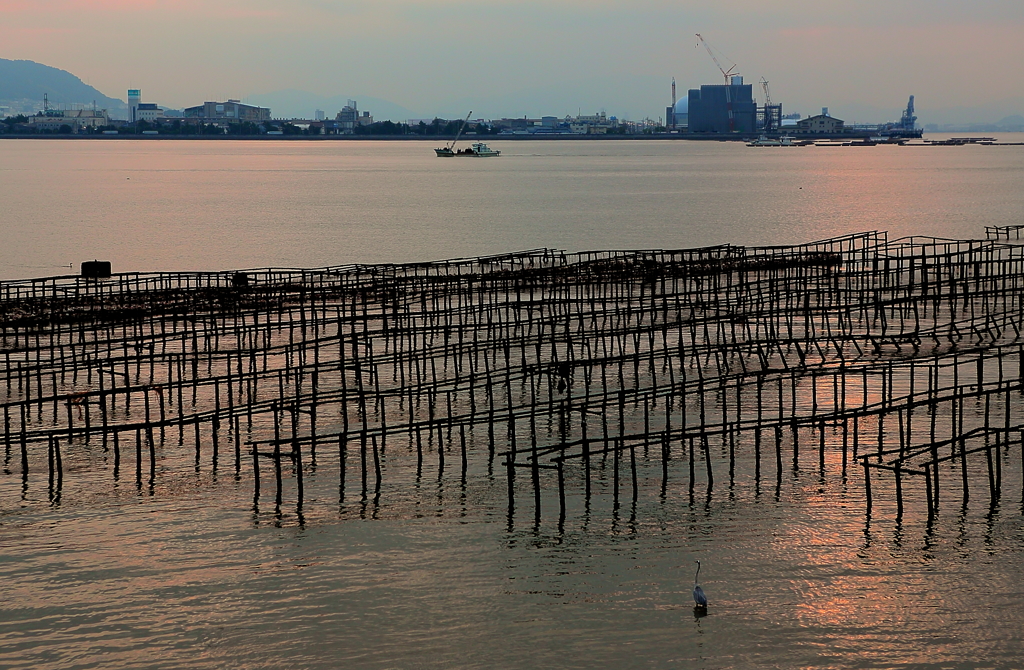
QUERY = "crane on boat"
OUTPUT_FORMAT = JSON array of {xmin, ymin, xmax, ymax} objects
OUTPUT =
[
  {"xmin": 435, "ymin": 111, "xmax": 472, "ymax": 157},
  {"xmin": 445, "ymin": 112, "xmax": 472, "ymax": 149},
  {"xmin": 435, "ymin": 112, "xmax": 500, "ymax": 157}
]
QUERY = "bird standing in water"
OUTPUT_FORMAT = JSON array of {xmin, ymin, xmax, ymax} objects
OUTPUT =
[{"xmin": 693, "ymin": 560, "xmax": 708, "ymax": 610}]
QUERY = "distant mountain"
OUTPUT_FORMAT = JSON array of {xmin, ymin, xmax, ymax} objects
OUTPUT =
[
  {"xmin": 0, "ymin": 58, "xmax": 125, "ymax": 118},
  {"xmin": 995, "ymin": 115, "xmax": 1024, "ymax": 129},
  {"xmin": 245, "ymin": 89, "xmax": 416, "ymax": 122}
]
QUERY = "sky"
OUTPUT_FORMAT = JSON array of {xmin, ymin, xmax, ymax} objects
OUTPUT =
[{"xmin": 2, "ymin": 0, "xmax": 1023, "ymax": 123}]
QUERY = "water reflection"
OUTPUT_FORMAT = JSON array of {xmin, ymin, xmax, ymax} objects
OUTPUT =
[
  {"xmin": 5, "ymin": 450, "xmax": 1024, "ymax": 669},
  {"xmin": 5, "ymin": 140, "xmax": 1024, "ymax": 668}
]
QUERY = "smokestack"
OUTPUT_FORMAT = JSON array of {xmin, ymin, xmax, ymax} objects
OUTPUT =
[{"xmin": 671, "ymin": 78, "xmax": 677, "ymax": 129}]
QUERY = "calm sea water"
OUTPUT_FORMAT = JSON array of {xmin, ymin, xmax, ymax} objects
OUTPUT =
[
  {"xmin": 2, "ymin": 136, "xmax": 1024, "ymax": 278},
  {"xmin": 2, "ymin": 138, "xmax": 1024, "ymax": 669}
]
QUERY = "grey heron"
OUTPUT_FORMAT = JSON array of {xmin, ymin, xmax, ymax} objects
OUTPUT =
[{"xmin": 693, "ymin": 560, "xmax": 708, "ymax": 609}]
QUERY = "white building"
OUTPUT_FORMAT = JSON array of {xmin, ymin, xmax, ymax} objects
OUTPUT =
[{"xmin": 137, "ymin": 103, "xmax": 164, "ymax": 122}]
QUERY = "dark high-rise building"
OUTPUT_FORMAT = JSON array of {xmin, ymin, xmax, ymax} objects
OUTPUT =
[{"xmin": 687, "ymin": 78, "xmax": 756, "ymax": 134}]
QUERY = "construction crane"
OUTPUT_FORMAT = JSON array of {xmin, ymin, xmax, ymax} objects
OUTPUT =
[
  {"xmin": 758, "ymin": 77, "xmax": 780, "ymax": 132},
  {"xmin": 695, "ymin": 33, "xmax": 740, "ymax": 131},
  {"xmin": 760, "ymin": 78, "xmax": 771, "ymax": 132},
  {"xmin": 760, "ymin": 77, "xmax": 772, "ymax": 108},
  {"xmin": 695, "ymin": 33, "xmax": 739, "ymax": 84}
]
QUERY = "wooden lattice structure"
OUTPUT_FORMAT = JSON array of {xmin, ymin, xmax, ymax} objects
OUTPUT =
[{"xmin": 3, "ymin": 231, "xmax": 1023, "ymax": 522}]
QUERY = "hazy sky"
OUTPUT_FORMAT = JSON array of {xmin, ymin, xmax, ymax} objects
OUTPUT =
[{"xmin": 2, "ymin": 0, "xmax": 1023, "ymax": 122}]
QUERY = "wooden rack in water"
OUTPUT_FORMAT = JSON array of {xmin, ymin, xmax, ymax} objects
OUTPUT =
[{"xmin": 3, "ymin": 230, "xmax": 1024, "ymax": 522}]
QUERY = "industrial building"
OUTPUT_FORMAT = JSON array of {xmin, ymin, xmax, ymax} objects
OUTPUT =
[
  {"xmin": 794, "ymin": 109, "xmax": 845, "ymax": 134},
  {"xmin": 569, "ymin": 111, "xmax": 617, "ymax": 134},
  {"xmin": 683, "ymin": 35, "xmax": 919, "ymax": 139},
  {"xmin": 687, "ymin": 77, "xmax": 757, "ymax": 134},
  {"xmin": 24, "ymin": 93, "xmax": 109, "ymax": 131},
  {"xmin": 685, "ymin": 35, "xmax": 784, "ymax": 135},
  {"xmin": 183, "ymin": 100, "xmax": 271, "ymax": 123},
  {"xmin": 28, "ymin": 107, "xmax": 109, "ymax": 131}
]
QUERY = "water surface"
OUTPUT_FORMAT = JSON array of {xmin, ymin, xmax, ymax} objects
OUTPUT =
[
  {"xmin": 2, "ymin": 137, "xmax": 1023, "ymax": 277},
  {"xmin": 2, "ymin": 138, "xmax": 1024, "ymax": 669}
]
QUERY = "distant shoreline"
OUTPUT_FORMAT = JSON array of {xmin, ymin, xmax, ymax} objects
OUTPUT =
[{"xmin": 0, "ymin": 131, "xmax": 885, "ymax": 142}]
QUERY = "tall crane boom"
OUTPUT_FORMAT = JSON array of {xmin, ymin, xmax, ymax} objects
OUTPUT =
[
  {"xmin": 758, "ymin": 77, "xmax": 781, "ymax": 132},
  {"xmin": 446, "ymin": 111, "xmax": 472, "ymax": 151},
  {"xmin": 695, "ymin": 33, "xmax": 738, "ymax": 84},
  {"xmin": 760, "ymin": 77, "xmax": 771, "ymax": 107}
]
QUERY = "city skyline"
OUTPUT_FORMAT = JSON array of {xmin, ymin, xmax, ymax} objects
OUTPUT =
[{"xmin": 2, "ymin": 1, "xmax": 1023, "ymax": 124}]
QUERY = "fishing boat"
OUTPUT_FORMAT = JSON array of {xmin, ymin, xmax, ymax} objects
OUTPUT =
[
  {"xmin": 435, "ymin": 112, "xmax": 501, "ymax": 157},
  {"xmin": 455, "ymin": 142, "xmax": 500, "ymax": 157}
]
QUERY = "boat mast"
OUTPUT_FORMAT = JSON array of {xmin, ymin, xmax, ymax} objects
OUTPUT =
[{"xmin": 447, "ymin": 111, "xmax": 473, "ymax": 150}]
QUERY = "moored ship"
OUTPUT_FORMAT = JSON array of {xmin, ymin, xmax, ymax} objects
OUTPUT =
[{"xmin": 877, "ymin": 96, "xmax": 923, "ymax": 139}]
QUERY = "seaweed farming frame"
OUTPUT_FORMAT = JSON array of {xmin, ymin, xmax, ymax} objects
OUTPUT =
[{"xmin": 3, "ymin": 229, "xmax": 1024, "ymax": 524}]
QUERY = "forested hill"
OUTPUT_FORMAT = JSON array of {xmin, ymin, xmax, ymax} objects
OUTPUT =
[{"xmin": 0, "ymin": 58, "xmax": 124, "ymax": 114}]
